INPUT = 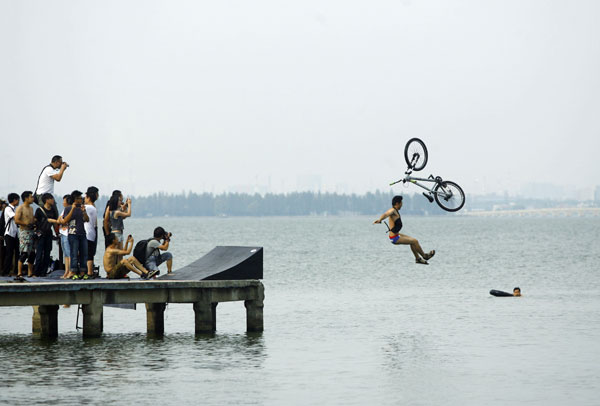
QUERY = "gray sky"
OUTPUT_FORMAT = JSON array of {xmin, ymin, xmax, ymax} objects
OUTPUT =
[{"xmin": 1, "ymin": 0, "xmax": 599, "ymax": 199}]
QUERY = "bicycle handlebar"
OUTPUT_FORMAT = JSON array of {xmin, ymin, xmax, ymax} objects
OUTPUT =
[{"xmin": 389, "ymin": 179, "xmax": 406, "ymax": 186}]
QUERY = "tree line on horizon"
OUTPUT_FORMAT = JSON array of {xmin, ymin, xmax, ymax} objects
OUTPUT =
[{"xmin": 92, "ymin": 190, "xmax": 448, "ymax": 217}]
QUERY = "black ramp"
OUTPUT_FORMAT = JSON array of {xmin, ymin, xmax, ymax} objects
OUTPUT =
[{"xmin": 159, "ymin": 246, "xmax": 263, "ymax": 281}]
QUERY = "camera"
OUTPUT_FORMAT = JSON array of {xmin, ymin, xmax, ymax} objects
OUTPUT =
[{"xmin": 164, "ymin": 232, "xmax": 172, "ymax": 240}]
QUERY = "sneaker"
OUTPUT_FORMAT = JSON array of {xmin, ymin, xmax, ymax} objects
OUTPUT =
[
  {"xmin": 146, "ymin": 270, "xmax": 159, "ymax": 279},
  {"xmin": 82, "ymin": 274, "xmax": 90, "ymax": 280},
  {"xmin": 71, "ymin": 274, "xmax": 80, "ymax": 280}
]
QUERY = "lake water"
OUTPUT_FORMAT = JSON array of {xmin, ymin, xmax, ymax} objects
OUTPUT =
[{"xmin": 0, "ymin": 216, "xmax": 599, "ymax": 405}]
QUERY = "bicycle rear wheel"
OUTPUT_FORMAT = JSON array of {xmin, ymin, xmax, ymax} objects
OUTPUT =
[
  {"xmin": 404, "ymin": 138, "xmax": 428, "ymax": 171},
  {"xmin": 433, "ymin": 181, "xmax": 465, "ymax": 212}
]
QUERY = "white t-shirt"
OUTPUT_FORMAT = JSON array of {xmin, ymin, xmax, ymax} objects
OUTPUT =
[
  {"xmin": 3, "ymin": 204, "xmax": 18, "ymax": 238},
  {"xmin": 36, "ymin": 165, "xmax": 60, "ymax": 195},
  {"xmin": 84, "ymin": 204, "xmax": 98, "ymax": 242}
]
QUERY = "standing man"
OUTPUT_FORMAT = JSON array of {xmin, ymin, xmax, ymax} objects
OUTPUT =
[
  {"xmin": 373, "ymin": 195, "xmax": 435, "ymax": 265},
  {"xmin": 33, "ymin": 193, "xmax": 59, "ymax": 276},
  {"xmin": 14, "ymin": 191, "xmax": 36, "ymax": 278},
  {"xmin": 84, "ymin": 186, "xmax": 99, "ymax": 278},
  {"xmin": 0, "ymin": 199, "xmax": 6, "ymax": 275},
  {"xmin": 34, "ymin": 155, "xmax": 68, "ymax": 213},
  {"xmin": 2, "ymin": 193, "xmax": 20, "ymax": 276},
  {"xmin": 65, "ymin": 190, "xmax": 89, "ymax": 280}
]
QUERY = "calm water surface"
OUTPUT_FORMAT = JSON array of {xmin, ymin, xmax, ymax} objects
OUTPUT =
[{"xmin": 0, "ymin": 216, "xmax": 599, "ymax": 405}]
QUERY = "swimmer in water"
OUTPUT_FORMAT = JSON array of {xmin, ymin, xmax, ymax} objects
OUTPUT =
[
  {"xmin": 373, "ymin": 195, "xmax": 435, "ymax": 265},
  {"xmin": 513, "ymin": 287, "xmax": 521, "ymax": 297}
]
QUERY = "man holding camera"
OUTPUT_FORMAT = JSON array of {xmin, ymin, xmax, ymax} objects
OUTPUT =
[
  {"xmin": 144, "ymin": 226, "xmax": 173, "ymax": 274},
  {"xmin": 34, "ymin": 155, "xmax": 68, "ymax": 214}
]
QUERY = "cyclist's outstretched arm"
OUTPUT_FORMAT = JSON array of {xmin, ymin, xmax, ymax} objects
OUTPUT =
[{"xmin": 373, "ymin": 208, "xmax": 394, "ymax": 224}]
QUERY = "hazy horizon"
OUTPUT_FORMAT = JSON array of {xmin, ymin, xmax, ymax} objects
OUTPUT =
[{"xmin": 1, "ymin": 1, "xmax": 599, "ymax": 199}]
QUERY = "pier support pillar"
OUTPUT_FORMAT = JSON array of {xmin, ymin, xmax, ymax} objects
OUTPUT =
[
  {"xmin": 194, "ymin": 302, "xmax": 217, "ymax": 334},
  {"xmin": 82, "ymin": 292, "xmax": 103, "ymax": 338},
  {"xmin": 244, "ymin": 284, "xmax": 264, "ymax": 332},
  {"xmin": 32, "ymin": 306, "xmax": 41, "ymax": 334},
  {"xmin": 32, "ymin": 305, "xmax": 59, "ymax": 338},
  {"xmin": 146, "ymin": 303, "xmax": 166, "ymax": 336}
]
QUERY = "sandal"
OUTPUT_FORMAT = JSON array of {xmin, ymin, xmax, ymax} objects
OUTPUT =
[
  {"xmin": 423, "ymin": 250, "xmax": 436, "ymax": 260},
  {"xmin": 415, "ymin": 258, "xmax": 429, "ymax": 265}
]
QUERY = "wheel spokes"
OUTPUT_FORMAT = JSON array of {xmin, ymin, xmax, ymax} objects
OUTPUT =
[
  {"xmin": 408, "ymin": 146, "xmax": 424, "ymax": 168},
  {"xmin": 436, "ymin": 183, "xmax": 463, "ymax": 210}
]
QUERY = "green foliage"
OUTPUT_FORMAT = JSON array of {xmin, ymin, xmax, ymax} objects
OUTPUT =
[{"xmin": 99, "ymin": 191, "xmax": 448, "ymax": 217}]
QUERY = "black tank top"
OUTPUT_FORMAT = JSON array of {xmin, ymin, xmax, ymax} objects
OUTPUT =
[{"xmin": 391, "ymin": 210, "xmax": 402, "ymax": 233}]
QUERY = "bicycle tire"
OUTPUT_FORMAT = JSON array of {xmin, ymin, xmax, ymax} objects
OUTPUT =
[
  {"xmin": 433, "ymin": 181, "xmax": 465, "ymax": 212},
  {"xmin": 404, "ymin": 138, "xmax": 428, "ymax": 171}
]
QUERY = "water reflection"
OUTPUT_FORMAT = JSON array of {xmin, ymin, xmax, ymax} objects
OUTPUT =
[
  {"xmin": 381, "ymin": 332, "xmax": 434, "ymax": 372},
  {"xmin": 0, "ymin": 332, "xmax": 266, "ymax": 404}
]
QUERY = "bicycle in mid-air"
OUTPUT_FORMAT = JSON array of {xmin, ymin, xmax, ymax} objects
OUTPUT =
[{"xmin": 389, "ymin": 138, "xmax": 465, "ymax": 212}]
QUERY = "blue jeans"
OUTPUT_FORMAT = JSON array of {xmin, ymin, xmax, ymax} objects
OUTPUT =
[
  {"xmin": 68, "ymin": 234, "xmax": 88, "ymax": 272},
  {"xmin": 60, "ymin": 234, "xmax": 70, "ymax": 258},
  {"xmin": 145, "ymin": 252, "xmax": 173, "ymax": 271},
  {"xmin": 34, "ymin": 234, "xmax": 53, "ymax": 277}
]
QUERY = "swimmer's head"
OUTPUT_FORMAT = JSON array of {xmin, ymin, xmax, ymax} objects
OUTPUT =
[
  {"xmin": 513, "ymin": 287, "xmax": 521, "ymax": 297},
  {"xmin": 392, "ymin": 195, "xmax": 403, "ymax": 209}
]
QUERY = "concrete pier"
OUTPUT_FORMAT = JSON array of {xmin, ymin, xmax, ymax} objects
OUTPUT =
[
  {"xmin": 0, "ymin": 280, "xmax": 264, "ymax": 338},
  {"xmin": 32, "ymin": 305, "xmax": 59, "ymax": 338}
]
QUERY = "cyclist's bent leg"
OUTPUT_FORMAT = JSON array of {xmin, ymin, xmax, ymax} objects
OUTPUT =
[{"xmin": 393, "ymin": 234, "xmax": 426, "ymax": 259}]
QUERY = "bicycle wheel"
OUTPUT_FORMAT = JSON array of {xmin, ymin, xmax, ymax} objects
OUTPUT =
[
  {"xmin": 433, "ymin": 181, "xmax": 465, "ymax": 212},
  {"xmin": 404, "ymin": 138, "xmax": 428, "ymax": 171}
]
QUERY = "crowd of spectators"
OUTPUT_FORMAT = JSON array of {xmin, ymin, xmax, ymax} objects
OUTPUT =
[{"xmin": 0, "ymin": 155, "xmax": 173, "ymax": 281}]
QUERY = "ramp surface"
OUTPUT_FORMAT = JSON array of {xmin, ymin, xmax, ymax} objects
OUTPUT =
[{"xmin": 159, "ymin": 246, "xmax": 263, "ymax": 281}]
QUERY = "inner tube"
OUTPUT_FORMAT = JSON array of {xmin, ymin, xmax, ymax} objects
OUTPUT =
[{"xmin": 489, "ymin": 289, "xmax": 513, "ymax": 297}]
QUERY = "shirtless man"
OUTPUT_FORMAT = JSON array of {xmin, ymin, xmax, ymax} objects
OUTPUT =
[
  {"xmin": 104, "ymin": 233, "xmax": 158, "ymax": 279},
  {"xmin": 14, "ymin": 191, "xmax": 36, "ymax": 277},
  {"xmin": 373, "ymin": 195, "xmax": 435, "ymax": 265}
]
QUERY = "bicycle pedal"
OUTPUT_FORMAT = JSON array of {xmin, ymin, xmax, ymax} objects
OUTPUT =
[{"xmin": 422, "ymin": 193, "xmax": 434, "ymax": 203}]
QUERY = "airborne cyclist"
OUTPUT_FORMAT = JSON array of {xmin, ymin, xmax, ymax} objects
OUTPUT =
[{"xmin": 373, "ymin": 195, "xmax": 435, "ymax": 265}]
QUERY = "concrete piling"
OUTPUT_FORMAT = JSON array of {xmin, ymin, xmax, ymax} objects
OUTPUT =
[{"xmin": 146, "ymin": 303, "xmax": 167, "ymax": 336}]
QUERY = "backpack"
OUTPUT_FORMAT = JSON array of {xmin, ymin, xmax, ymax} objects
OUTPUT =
[
  {"xmin": 37, "ymin": 207, "xmax": 53, "ymax": 235},
  {"xmin": 133, "ymin": 239, "xmax": 152, "ymax": 264},
  {"xmin": 0, "ymin": 208, "xmax": 5, "ymax": 235},
  {"xmin": 1, "ymin": 206, "xmax": 15, "ymax": 237}
]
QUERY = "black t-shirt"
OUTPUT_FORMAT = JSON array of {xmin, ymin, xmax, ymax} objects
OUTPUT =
[
  {"xmin": 35, "ymin": 206, "xmax": 58, "ymax": 236},
  {"xmin": 66, "ymin": 206, "xmax": 86, "ymax": 236}
]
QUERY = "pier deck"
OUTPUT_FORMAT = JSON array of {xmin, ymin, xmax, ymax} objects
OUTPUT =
[{"xmin": 0, "ymin": 279, "xmax": 264, "ymax": 338}]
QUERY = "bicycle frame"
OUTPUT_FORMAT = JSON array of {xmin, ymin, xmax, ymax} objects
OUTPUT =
[{"xmin": 390, "ymin": 172, "xmax": 452, "ymax": 199}]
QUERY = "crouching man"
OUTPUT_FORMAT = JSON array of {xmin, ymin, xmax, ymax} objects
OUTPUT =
[
  {"xmin": 144, "ymin": 227, "xmax": 173, "ymax": 274},
  {"xmin": 104, "ymin": 233, "xmax": 158, "ymax": 279}
]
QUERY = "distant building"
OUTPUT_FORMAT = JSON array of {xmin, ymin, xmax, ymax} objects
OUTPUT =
[{"xmin": 595, "ymin": 186, "xmax": 600, "ymax": 203}]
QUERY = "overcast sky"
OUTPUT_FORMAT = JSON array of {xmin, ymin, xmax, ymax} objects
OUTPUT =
[{"xmin": 1, "ymin": 0, "xmax": 599, "ymax": 199}]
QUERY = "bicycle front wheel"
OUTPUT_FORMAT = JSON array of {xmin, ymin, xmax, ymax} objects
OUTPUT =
[
  {"xmin": 433, "ymin": 181, "xmax": 465, "ymax": 212},
  {"xmin": 404, "ymin": 138, "xmax": 428, "ymax": 171}
]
